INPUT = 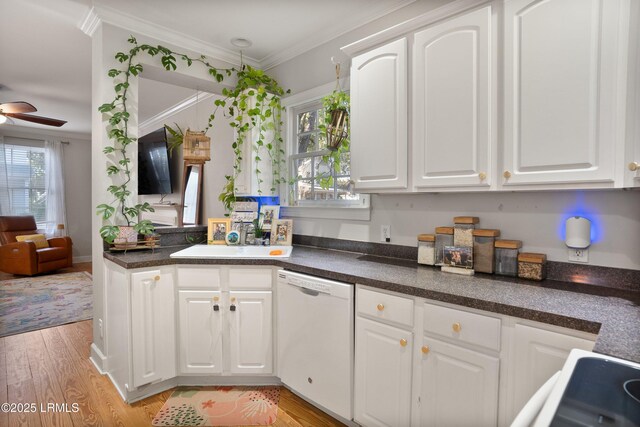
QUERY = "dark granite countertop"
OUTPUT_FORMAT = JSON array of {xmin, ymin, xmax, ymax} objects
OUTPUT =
[{"xmin": 104, "ymin": 245, "xmax": 640, "ymax": 363}]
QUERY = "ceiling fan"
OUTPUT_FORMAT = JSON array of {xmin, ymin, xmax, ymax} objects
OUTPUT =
[{"xmin": 0, "ymin": 101, "xmax": 66, "ymax": 127}]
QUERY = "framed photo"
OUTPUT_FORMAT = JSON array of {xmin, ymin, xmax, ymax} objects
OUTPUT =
[
  {"xmin": 443, "ymin": 246, "xmax": 473, "ymax": 269},
  {"xmin": 270, "ymin": 219, "xmax": 292, "ymax": 246},
  {"xmin": 207, "ymin": 218, "xmax": 231, "ymax": 245},
  {"xmin": 259, "ymin": 205, "xmax": 280, "ymax": 231}
]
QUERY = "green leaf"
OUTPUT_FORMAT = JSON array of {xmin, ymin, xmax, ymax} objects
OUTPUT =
[
  {"xmin": 96, "ymin": 204, "xmax": 116, "ymax": 220},
  {"xmin": 161, "ymin": 55, "xmax": 177, "ymax": 71},
  {"xmin": 102, "ymin": 146, "xmax": 116, "ymax": 154},
  {"xmin": 115, "ymin": 52, "xmax": 129, "ymax": 63},
  {"xmin": 134, "ymin": 220, "xmax": 155, "ymax": 235},
  {"xmin": 106, "ymin": 165, "xmax": 120, "ymax": 175},
  {"xmin": 99, "ymin": 225, "xmax": 120, "ymax": 243},
  {"xmin": 98, "ymin": 103, "xmax": 115, "ymax": 113},
  {"xmin": 129, "ymin": 64, "xmax": 143, "ymax": 76},
  {"xmin": 107, "ymin": 69, "xmax": 121, "ymax": 78}
]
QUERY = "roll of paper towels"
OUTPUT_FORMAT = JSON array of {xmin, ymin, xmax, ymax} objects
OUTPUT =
[{"xmin": 565, "ymin": 216, "xmax": 591, "ymax": 248}]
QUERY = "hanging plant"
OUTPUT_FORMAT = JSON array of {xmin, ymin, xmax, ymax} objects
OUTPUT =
[
  {"xmin": 96, "ymin": 36, "xmax": 288, "ymax": 242},
  {"xmin": 316, "ymin": 64, "xmax": 350, "ymax": 190}
]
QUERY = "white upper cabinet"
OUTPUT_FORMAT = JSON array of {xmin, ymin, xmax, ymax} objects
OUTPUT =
[
  {"xmin": 413, "ymin": 5, "xmax": 494, "ymax": 189},
  {"xmin": 502, "ymin": 0, "xmax": 626, "ymax": 187},
  {"xmin": 351, "ymin": 38, "xmax": 408, "ymax": 191}
]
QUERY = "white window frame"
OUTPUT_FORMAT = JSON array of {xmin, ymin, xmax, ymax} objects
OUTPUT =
[
  {"xmin": 1, "ymin": 137, "xmax": 47, "ymax": 226},
  {"xmin": 281, "ymin": 81, "xmax": 370, "ymax": 221}
]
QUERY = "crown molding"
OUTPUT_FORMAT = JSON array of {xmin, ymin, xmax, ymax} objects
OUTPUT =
[
  {"xmin": 79, "ymin": 6, "xmax": 101, "ymax": 37},
  {"xmin": 261, "ymin": 0, "xmax": 416, "ymax": 70},
  {"xmin": 341, "ymin": 0, "xmax": 488, "ymax": 56},
  {"xmin": 139, "ymin": 92, "xmax": 215, "ymax": 133},
  {"xmin": 78, "ymin": 5, "xmax": 260, "ymax": 69}
]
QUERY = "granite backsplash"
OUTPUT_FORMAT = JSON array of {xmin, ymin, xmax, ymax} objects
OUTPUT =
[{"xmin": 293, "ymin": 234, "xmax": 640, "ymax": 293}]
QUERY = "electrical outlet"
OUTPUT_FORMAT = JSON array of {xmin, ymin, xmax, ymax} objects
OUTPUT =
[
  {"xmin": 381, "ymin": 225, "xmax": 391, "ymax": 243},
  {"xmin": 98, "ymin": 318, "xmax": 104, "ymax": 339},
  {"xmin": 568, "ymin": 248, "xmax": 589, "ymax": 263}
]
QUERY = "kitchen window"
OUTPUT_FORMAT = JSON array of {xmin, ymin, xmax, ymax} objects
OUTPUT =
[
  {"xmin": 0, "ymin": 141, "xmax": 47, "ymax": 225},
  {"xmin": 282, "ymin": 82, "xmax": 369, "ymax": 221},
  {"xmin": 290, "ymin": 101, "xmax": 360, "ymax": 204}
]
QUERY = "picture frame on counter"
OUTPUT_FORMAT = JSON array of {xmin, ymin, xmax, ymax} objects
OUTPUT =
[
  {"xmin": 443, "ymin": 245, "xmax": 473, "ymax": 269},
  {"xmin": 207, "ymin": 218, "xmax": 231, "ymax": 245},
  {"xmin": 270, "ymin": 219, "xmax": 292, "ymax": 246},
  {"xmin": 259, "ymin": 205, "xmax": 280, "ymax": 231}
]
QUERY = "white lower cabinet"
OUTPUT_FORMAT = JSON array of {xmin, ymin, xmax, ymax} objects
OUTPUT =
[
  {"xmin": 229, "ymin": 291, "xmax": 273, "ymax": 374},
  {"xmin": 507, "ymin": 323, "xmax": 595, "ymax": 423},
  {"xmin": 130, "ymin": 269, "xmax": 176, "ymax": 388},
  {"xmin": 178, "ymin": 290, "xmax": 223, "ymax": 374},
  {"xmin": 354, "ymin": 317, "xmax": 413, "ymax": 427},
  {"xmin": 418, "ymin": 337, "xmax": 499, "ymax": 427},
  {"xmin": 354, "ymin": 286, "xmax": 596, "ymax": 427},
  {"xmin": 176, "ymin": 266, "xmax": 274, "ymax": 376}
]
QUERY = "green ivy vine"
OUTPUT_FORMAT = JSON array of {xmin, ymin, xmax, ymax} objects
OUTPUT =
[{"xmin": 96, "ymin": 35, "xmax": 288, "ymax": 242}]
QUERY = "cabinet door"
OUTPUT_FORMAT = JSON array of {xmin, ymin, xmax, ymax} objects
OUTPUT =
[
  {"xmin": 228, "ymin": 291, "xmax": 273, "ymax": 374},
  {"xmin": 503, "ymin": 0, "xmax": 625, "ymax": 186},
  {"xmin": 351, "ymin": 38, "xmax": 408, "ymax": 191},
  {"xmin": 354, "ymin": 317, "xmax": 413, "ymax": 427},
  {"xmin": 418, "ymin": 337, "xmax": 499, "ymax": 427},
  {"xmin": 130, "ymin": 270, "xmax": 176, "ymax": 387},
  {"xmin": 413, "ymin": 5, "xmax": 493, "ymax": 189},
  {"xmin": 509, "ymin": 324, "xmax": 594, "ymax": 423},
  {"xmin": 178, "ymin": 290, "xmax": 223, "ymax": 374}
]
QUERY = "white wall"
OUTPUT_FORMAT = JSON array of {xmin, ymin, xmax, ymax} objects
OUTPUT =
[
  {"xmin": 270, "ymin": 1, "xmax": 640, "ymax": 271},
  {"xmin": 0, "ymin": 126, "xmax": 92, "ymax": 262}
]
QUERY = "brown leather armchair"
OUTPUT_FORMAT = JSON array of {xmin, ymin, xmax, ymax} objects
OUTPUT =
[{"xmin": 0, "ymin": 216, "xmax": 73, "ymax": 276}]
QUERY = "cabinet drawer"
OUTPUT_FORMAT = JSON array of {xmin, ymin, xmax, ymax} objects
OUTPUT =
[
  {"xmin": 423, "ymin": 302, "xmax": 500, "ymax": 351},
  {"xmin": 357, "ymin": 287, "xmax": 413, "ymax": 328},
  {"xmin": 229, "ymin": 268, "xmax": 273, "ymax": 290},
  {"xmin": 177, "ymin": 266, "xmax": 222, "ymax": 289}
]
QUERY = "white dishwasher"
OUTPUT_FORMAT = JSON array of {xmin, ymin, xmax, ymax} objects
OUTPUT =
[{"xmin": 277, "ymin": 270, "xmax": 354, "ymax": 421}]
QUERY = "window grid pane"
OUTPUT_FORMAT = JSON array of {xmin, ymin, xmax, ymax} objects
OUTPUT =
[
  {"xmin": 3, "ymin": 144, "xmax": 47, "ymax": 223},
  {"xmin": 292, "ymin": 101, "xmax": 356, "ymax": 204}
]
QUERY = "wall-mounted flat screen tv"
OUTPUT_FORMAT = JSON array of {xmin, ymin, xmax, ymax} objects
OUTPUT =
[{"xmin": 138, "ymin": 127, "xmax": 173, "ymax": 195}]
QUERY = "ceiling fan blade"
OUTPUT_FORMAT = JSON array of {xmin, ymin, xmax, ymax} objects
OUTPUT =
[
  {"xmin": 0, "ymin": 102, "xmax": 37, "ymax": 114},
  {"xmin": 4, "ymin": 112, "xmax": 66, "ymax": 127}
]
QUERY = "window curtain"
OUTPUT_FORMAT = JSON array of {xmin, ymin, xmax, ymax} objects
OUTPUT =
[
  {"xmin": 0, "ymin": 136, "xmax": 10, "ymax": 215},
  {"xmin": 44, "ymin": 140, "xmax": 66, "ymax": 236}
]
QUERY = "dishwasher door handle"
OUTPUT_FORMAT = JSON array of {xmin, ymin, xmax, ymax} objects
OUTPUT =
[{"xmin": 298, "ymin": 286, "xmax": 321, "ymax": 297}]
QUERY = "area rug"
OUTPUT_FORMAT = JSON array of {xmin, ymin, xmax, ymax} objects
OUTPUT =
[
  {"xmin": 152, "ymin": 386, "xmax": 281, "ymax": 426},
  {"xmin": 0, "ymin": 271, "xmax": 93, "ymax": 337}
]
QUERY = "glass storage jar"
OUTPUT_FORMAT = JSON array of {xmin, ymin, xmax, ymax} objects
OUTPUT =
[
  {"xmin": 518, "ymin": 253, "xmax": 547, "ymax": 281},
  {"xmin": 494, "ymin": 240, "xmax": 522, "ymax": 277},
  {"xmin": 473, "ymin": 229, "xmax": 500, "ymax": 274},
  {"xmin": 417, "ymin": 234, "xmax": 436, "ymax": 265},
  {"xmin": 453, "ymin": 216, "xmax": 479, "ymax": 247}
]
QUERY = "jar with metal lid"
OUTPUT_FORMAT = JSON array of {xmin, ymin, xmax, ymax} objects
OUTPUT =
[
  {"xmin": 417, "ymin": 234, "xmax": 436, "ymax": 265},
  {"xmin": 453, "ymin": 216, "xmax": 479, "ymax": 247},
  {"xmin": 518, "ymin": 253, "xmax": 547, "ymax": 281},
  {"xmin": 473, "ymin": 229, "xmax": 500, "ymax": 274},
  {"xmin": 435, "ymin": 227, "xmax": 454, "ymax": 265},
  {"xmin": 494, "ymin": 240, "xmax": 522, "ymax": 277}
]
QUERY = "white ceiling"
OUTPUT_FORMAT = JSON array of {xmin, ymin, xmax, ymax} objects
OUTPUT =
[{"xmin": 0, "ymin": 0, "xmax": 416, "ymax": 136}]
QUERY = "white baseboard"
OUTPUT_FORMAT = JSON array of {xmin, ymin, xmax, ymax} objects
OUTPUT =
[
  {"xmin": 73, "ymin": 255, "xmax": 92, "ymax": 263},
  {"xmin": 89, "ymin": 343, "xmax": 107, "ymax": 374}
]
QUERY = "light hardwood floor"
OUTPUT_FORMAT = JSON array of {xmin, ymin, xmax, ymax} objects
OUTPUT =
[{"xmin": 0, "ymin": 265, "xmax": 346, "ymax": 427}]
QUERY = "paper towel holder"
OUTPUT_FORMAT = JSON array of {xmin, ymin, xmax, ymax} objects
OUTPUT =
[{"xmin": 565, "ymin": 216, "xmax": 591, "ymax": 249}]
